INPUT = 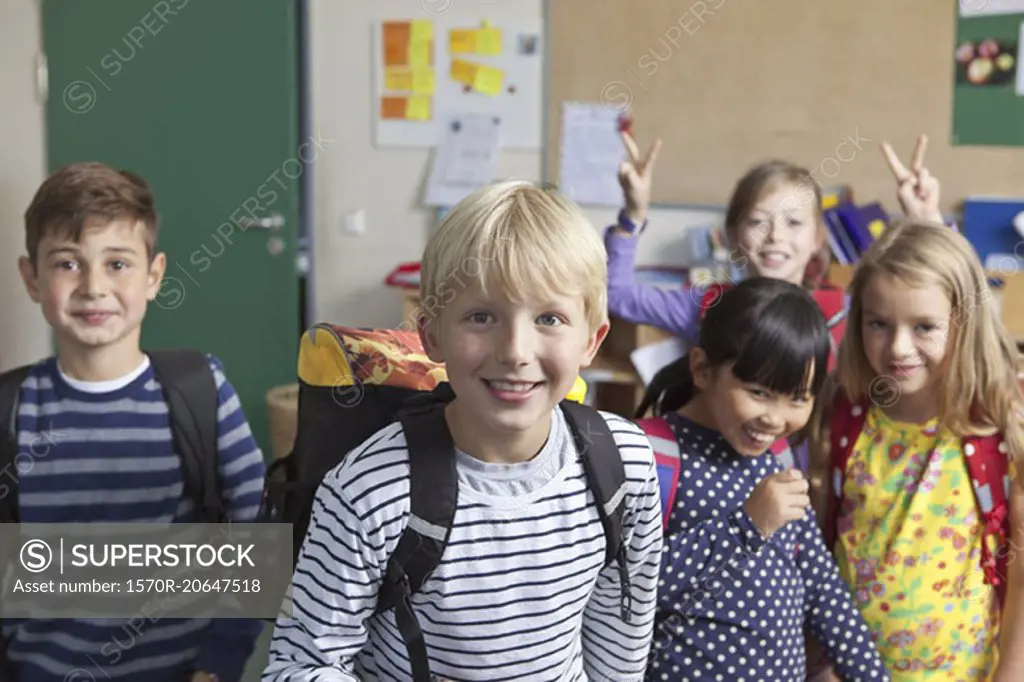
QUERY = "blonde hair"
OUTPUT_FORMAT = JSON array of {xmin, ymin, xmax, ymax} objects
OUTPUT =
[
  {"xmin": 419, "ymin": 180, "xmax": 608, "ymax": 332},
  {"xmin": 830, "ymin": 220, "xmax": 1024, "ymax": 477}
]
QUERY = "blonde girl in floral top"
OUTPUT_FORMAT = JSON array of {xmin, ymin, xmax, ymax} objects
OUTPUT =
[{"xmin": 808, "ymin": 218, "xmax": 1024, "ymax": 681}]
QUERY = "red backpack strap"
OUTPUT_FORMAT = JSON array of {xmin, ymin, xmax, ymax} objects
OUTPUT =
[
  {"xmin": 812, "ymin": 287, "xmax": 848, "ymax": 372},
  {"xmin": 698, "ymin": 282, "xmax": 732, "ymax": 318},
  {"xmin": 768, "ymin": 437, "xmax": 796, "ymax": 470},
  {"xmin": 962, "ymin": 432, "xmax": 1011, "ymax": 609},
  {"xmin": 636, "ymin": 416, "xmax": 681, "ymax": 530},
  {"xmin": 824, "ymin": 392, "xmax": 869, "ymax": 550}
]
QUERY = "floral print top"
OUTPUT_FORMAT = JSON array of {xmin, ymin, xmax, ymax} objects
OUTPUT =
[{"xmin": 834, "ymin": 406, "xmax": 1000, "ymax": 681}]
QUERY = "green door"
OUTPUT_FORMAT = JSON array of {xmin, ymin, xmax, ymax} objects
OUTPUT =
[{"xmin": 42, "ymin": 0, "xmax": 307, "ymax": 456}]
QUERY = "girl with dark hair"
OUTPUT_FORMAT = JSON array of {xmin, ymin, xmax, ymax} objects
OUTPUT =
[{"xmin": 639, "ymin": 277, "xmax": 888, "ymax": 681}]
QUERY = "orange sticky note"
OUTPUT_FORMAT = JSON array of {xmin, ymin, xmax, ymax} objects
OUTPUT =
[
  {"xmin": 410, "ymin": 19, "xmax": 433, "ymax": 42},
  {"xmin": 405, "ymin": 95, "xmax": 431, "ymax": 121},
  {"xmin": 450, "ymin": 58, "xmax": 478, "ymax": 85},
  {"xmin": 385, "ymin": 67, "xmax": 413, "ymax": 91},
  {"xmin": 449, "ymin": 29, "xmax": 476, "ymax": 54},
  {"xmin": 475, "ymin": 27, "xmax": 502, "ymax": 55},
  {"xmin": 472, "ymin": 65, "xmax": 503, "ymax": 96},
  {"xmin": 409, "ymin": 39, "xmax": 433, "ymax": 67},
  {"xmin": 380, "ymin": 96, "xmax": 408, "ymax": 120},
  {"xmin": 382, "ymin": 22, "xmax": 410, "ymax": 66},
  {"xmin": 411, "ymin": 68, "xmax": 435, "ymax": 95}
]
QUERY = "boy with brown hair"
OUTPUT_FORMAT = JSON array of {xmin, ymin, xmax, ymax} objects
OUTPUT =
[{"xmin": 0, "ymin": 162, "xmax": 266, "ymax": 682}]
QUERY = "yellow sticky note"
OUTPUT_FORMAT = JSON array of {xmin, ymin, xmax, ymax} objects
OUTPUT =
[
  {"xmin": 449, "ymin": 29, "xmax": 476, "ymax": 54},
  {"xmin": 409, "ymin": 39, "xmax": 432, "ymax": 67},
  {"xmin": 472, "ymin": 65, "xmax": 503, "ymax": 96},
  {"xmin": 385, "ymin": 67, "xmax": 413, "ymax": 91},
  {"xmin": 411, "ymin": 19, "xmax": 433, "ymax": 42},
  {"xmin": 868, "ymin": 219, "xmax": 886, "ymax": 239},
  {"xmin": 450, "ymin": 58, "xmax": 478, "ymax": 85},
  {"xmin": 411, "ymin": 68, "xmax": 435, "ymax": 95},
  {"xmin": 475, "ymin": 27, "xmax": 502, "ymax": 55},
  {"xmin": 821, "ymin": 194, "xmax": 838, "ymax": 210},
  {"xmin": 405, "ymin": 95, "xmax": 431, "ymax": 121}
]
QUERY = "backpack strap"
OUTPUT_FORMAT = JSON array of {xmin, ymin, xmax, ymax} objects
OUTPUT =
[
  {"xmin": 148, "ymin": 350, "xmax": 223, "ymax": 523},
  {"xmin": 377, "ymin": 396, "xmax": 459, "ymax": 682},
  {"xmin": 962, "ymin": 432, "xmax": 1011, "ymax": 609},
  {"xmin": 0, "ymin": 365, "xmax": 31, "ymax": 682},
  {"xmin": 813, "ymin": 288, "xmax": 847, "ymax": 371},
  {"xmin": 559, "ymin": 401, "xmax": 633, "ymax": 623},
  {"xmin": 0, "ymin": 365, "xmax": 32, "ymax": 524},
  {"xmin": 824, "ymin": 392, "xmax": 868, "ymax": 550},
  {"xmin": 635, "ymin": 416, "xmax": 679, "ymax": 530},
  {"xmin": 698, "ymin": 283, "xmax": 731, "ymax": 317}
]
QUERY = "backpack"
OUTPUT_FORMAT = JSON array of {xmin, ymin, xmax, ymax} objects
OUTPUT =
[
  {"xmin": 0, "ymin": 348, "xmax": 223, "ymax": 524},
  {"xmin": 0, "ymin": 349, "xmax": 222, "ymax": 682},
  {"xmin": 635, "ymin": 415, "xmax": 795, "ymax": 529},
  {"xmin": 823, "ymin": 390, "xmax": 1011, "ymax": 609},
  {"xmin": 699, "ymin": 283, "xmax": 848, "ymax": 370},
  {"xmin": 258, "ymin": 323, "xmax": 633, "ymax": 682}
]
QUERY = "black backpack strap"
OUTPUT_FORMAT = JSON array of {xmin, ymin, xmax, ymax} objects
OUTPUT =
[
  {"xmin": 375, "ymin": 396, "xmax": 458, "ymax": 682},
  {"xmin": 149, "ymin": 350, "xmax": 224, "ymax": 523},
  {"xmin": 0, "ymin": 365, "xmax": 32, "ymax": 524},
  {"xmin": 0, "ymin": 364, "xmax": 31, "ymax": 682},
  {"xmin": 559, "ymin": 401, "xmax": 632, "ymax": 623}
]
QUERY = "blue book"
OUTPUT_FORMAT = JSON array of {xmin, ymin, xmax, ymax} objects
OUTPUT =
[
  {"xmin": 824, "ymin": 205, "xmax": 859, "ymax": 262},
  {"xmin": 962, "ymin": 197, "xmax": 1024, "ymax": 263}
]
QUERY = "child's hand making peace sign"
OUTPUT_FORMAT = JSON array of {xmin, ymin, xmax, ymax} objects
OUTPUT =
[
  {"xmin": 881, "ymin": 134, "xmax": 944, "ymax": 225},
  {"xmin": 618, "ymin": 129, "xmax": 662, "ymax": 226}
]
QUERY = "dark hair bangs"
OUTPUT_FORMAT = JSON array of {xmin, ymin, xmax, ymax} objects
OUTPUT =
[{"xmin": 730, "ymin": 296, "xmax": 830, "ymax": 398}]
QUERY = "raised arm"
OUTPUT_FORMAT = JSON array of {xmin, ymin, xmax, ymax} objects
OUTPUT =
[
  {"xmin": 606, "ymin": 226, "xmax": 702, "ymax": 342},
  {"xmin": 607, "ymin": 129, "xmax": 701, "ymax": 340},
  {"xmin": 881, "ymin": 135, "xmax": 944, "ymax": 225}
]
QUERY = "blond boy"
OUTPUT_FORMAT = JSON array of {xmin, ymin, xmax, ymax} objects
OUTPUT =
[{"xmin": 263, "ymin": 181, "xmax": 663, "ymax": 681}]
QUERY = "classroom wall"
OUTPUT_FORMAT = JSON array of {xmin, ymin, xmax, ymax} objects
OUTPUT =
[
  {"xmin": 307, "ymin": 0, "xmax": 709, "ymax": 330},
  {"xmin": 0, "ymin": 0, "xmax": 709, "ymax": 367},
  {"xmin": 307, "ymin": 0, "xmax": 544, "ymax": 329},
  {"xmin": 0, "ymin": 0, "xmax": 51, "ymax": 372}
]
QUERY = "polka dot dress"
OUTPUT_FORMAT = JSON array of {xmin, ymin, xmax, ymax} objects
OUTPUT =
[{"xmin": 646, "ymin": 414, "xmax": 889, "ymax": 681}]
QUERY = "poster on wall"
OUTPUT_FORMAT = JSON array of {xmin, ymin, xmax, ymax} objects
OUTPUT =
[
  {"xmin": 952, "ymin": 8, "xmax": 1024, "ymax": 145},
  {"xmin": 373, "ymin": 18, "xmax": 543, "ymax": 149},
  {"xmin": 960, "ymin": 0, "xmax": 1024, "ymax": 17}
]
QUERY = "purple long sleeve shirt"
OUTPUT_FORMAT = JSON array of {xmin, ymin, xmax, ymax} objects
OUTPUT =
[{"xmin": 604, "ymin": 226, "xmax": 702, "ymax": 345}]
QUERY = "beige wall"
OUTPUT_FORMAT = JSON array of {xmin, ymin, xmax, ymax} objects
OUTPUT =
[{"xmin": 0, "ymin": 0, "xmax": 50, "ymax": 372}]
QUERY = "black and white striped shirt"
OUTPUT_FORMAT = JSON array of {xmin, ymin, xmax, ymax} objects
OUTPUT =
[{"xmin": 263, "ymin": 409, "xmax": 663, "ymax": 681}]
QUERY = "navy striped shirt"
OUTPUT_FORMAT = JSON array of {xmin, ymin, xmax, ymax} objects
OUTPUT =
[
  {"xmin": 262, "ymin": 408, "xmax": 663, "ymax": 682},
  {"xmin": 2, "ymin": 354, "xmax": 266, "ymax": 682}
]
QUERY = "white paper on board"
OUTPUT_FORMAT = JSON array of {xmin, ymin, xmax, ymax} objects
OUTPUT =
[
  {"xmin": 558, "ymin": 102, "xmax": 627, "ymax": 208},
  {"xmin": 424, "ymin": 113, "xmax": 502, "ymax": 207}
]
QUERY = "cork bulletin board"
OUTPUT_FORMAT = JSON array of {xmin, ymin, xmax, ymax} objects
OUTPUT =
[{"xmin": 544, "ymin": 0, "xmax": 1024, "ymax": 212}]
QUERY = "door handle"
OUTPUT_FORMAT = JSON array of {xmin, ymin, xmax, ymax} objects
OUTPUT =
[{"xmin": 239, "ymin": 213, "xmax": 285, "ymax": 231}]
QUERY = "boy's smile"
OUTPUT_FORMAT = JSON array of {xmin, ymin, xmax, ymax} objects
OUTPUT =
[
  {"xmin": 19, "ymin": 219, "xmax": 165, "ymax": 369},
  {"xmin": 420, "ymin": 288, "xmax": 607, "ymax": 464}
]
